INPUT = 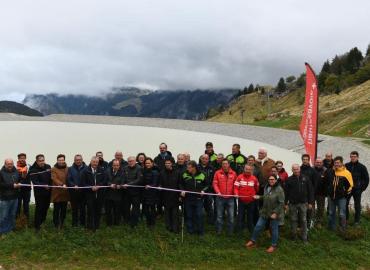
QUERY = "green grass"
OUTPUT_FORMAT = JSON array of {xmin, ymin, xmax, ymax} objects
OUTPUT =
[
  {"xmin": 328, "ymin": 112, "xmax": 370, "ymax": 138},
  {"xmin": 362, "ymin": 140, "xmax": 370, "ymax": 146},
  {"xmin": 251, "ymin": 116, "xmax": 300, "ymax": 130},
  {"xmin": 1, "ymin": 207, "xmax": 370, "ymax": 269}
]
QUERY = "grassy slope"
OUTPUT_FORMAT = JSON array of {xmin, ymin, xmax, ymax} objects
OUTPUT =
[
  {"xmin": 1, "ymin": 207, "xmax": 370, "ymax": 269},
  {"xmin": 209, "ymin": 80, "xmax": 370, "ymax": 140}
]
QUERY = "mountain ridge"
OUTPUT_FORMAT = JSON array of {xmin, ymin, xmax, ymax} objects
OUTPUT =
[{"xmin": 24, "ymin": 87, "xmax": 238, "ymax": 120}]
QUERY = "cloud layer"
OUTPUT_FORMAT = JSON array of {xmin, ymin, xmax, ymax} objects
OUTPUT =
[{"xmin": 1, "ymin": 0, "xmax": 369, "ymax": 101}]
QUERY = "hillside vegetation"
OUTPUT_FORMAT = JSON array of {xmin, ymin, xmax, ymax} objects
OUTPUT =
[
  {"xmin": 208, "ymin": 80, "xmax": 370, "ymax": 139},
  {"xmin": 208, "ymin": 45, "xmax": 370, "ymax": 142}
]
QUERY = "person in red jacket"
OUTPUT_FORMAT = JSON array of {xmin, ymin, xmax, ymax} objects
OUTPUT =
[
  {"xmin": 213, "ymin": 159, "xmax": 238, "ymax": 234},
  {"xmin": 234, "ymin": 164, "xmax": 259, "ymax": 233},
  {"xmin": 276, "ymin": 161, "xmax": 288, "ymax": 183}
]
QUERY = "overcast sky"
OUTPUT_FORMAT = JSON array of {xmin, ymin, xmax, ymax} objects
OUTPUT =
[{"xmin": 1, "ymin": 0, "xmax": 369, "ymax": 101}]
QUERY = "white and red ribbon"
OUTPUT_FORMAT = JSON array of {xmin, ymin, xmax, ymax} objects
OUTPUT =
[{"xmin": 19, "ymin": 183, "xmax": 253, "ymax": 198}]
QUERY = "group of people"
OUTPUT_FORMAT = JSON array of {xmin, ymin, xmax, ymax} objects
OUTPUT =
[{"xmin": 0, "ymin": 142, "xmax": 368, "ymax": 253}]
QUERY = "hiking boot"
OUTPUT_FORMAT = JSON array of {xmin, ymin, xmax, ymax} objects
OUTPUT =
[
  {"xmin": 266, "ymin": 246, "xmax": 277, "ymax": 253},
  {"xmin": 245, "ymin": 240, "xmax": 256, "ymax": 248}
]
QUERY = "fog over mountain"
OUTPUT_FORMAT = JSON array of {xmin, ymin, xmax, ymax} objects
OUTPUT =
[{"xmin": 1, "ymin": 0, "xmax": 370, "ymax": 101}]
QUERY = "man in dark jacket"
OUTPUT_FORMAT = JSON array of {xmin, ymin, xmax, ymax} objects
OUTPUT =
[
  {"xmin": 160, "ymin": 158, "xmax": 180, "ymax": 233},
  {"xmin": 285, "ymin": 164, "xmax": 314, "ymax": 242},
  {"xmin": 313, "ymin": 157, "xmax": 327, "ymax": 228},
  {"xmin": 154, "ymin": 143, "xmax": 175, "ymax": 216},
  {"xmin": 205, "ymin": 142, "xmax": 218, "ymax": 163},
  {"xmin": 154, "ymin": 143, "xmax": 175, "ymax": 171},
  {"xmin": 105, "ymin": 159, "xmax": 124, "ymax": 226},
  {"xmin": 323, "ymin": 152, "xmax": 334, "ymax": 169},
  {"xmin": 108, "ymin": 151, "xmax": 128, "ymax": 168},
  {"xmin": 226, "ymin": 144, "xmax": 247, "ymax": 175},
  {"xmin": 29, "ymin": 154, "xmax": 52, "ymax": 231},
  {"xmin": 212, "ymin": 153, "xmax": 224, "ymax": 171},
  {"xmin": 96, "ymin": 151, "xmax": 109, "ymax": 172},
  {"xmin": 247, "ymin": 155, "xmax": 263, "ymax": 186},
  {"xmin": 180, "ymin": 161, "xmax": 207, "ymax": 235},
  {"xmin": 175, "ymin": 154, "xmax": 187, "ymax": 175},
  {"xmin": 345, "ymin": 151, "xmax": 369, "ymax": 225},
  {"xmin": 0, "ymin": 159, "xmax": 21, "ymax": 234},
  {"xmin": 81, "ymin": 156, "xmax": 107, "ymax": 231},
  {"xmin": 198, "ymin": 154, "xmax": 215, "ymax": 225},
  {"xmin": 300, "ymin": 154, "xmax": 319, "ymax": 229},
  {"xmin": 122, "ymin": 156, "xmax": 143, "ymax": 228},
  {"xmin": 67, "ymin": 154, "xmax": 87, "ymax": 227}
]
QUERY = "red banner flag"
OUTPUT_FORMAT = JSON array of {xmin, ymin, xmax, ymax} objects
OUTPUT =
[{"xmin": 300, "ymin": 63, "xmax": 319, "ymax": 164}]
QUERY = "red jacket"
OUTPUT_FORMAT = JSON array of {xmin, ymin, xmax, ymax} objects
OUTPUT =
[
  {"xmin": 278, "ymin": 169, "xmax": 289, "ymax": 182},
  {"xmin": 234, "ymin": 173, "xmax": 259, "ymax": 203},
  {"xmin": 213, "ymin": 169, "xmax": 237, "ymax": 198}
]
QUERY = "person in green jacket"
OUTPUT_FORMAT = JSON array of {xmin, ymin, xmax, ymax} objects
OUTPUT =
[
  {"xmin": 205, "ymin": 142, "xmax": 218, "ymax": 163},
  {"xmin": 180, "ymin": 161, "xmax": 207, "ymax": 235},
  {"xmin": 245, "ymin": 174, "xmax": 285, "ymax": 253},
  {"xmin": 226, "ymin": 144, "xmax": 247, "ymax": 175}
]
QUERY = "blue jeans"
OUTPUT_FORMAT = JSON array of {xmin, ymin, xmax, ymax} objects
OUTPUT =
[
  {"xmin": 251, "ymin": 216, "xmax": 279, "ymax": 246},
  {"xmin": 328, "ymin": 197, "xmax": 347, "ymax": 230},
  {"xmin": 0, "ymin": 199, "xmax": 18, "ymax": 234},
  {"xmin": 184, "ymin": 199, "xmax": 204, "ymax": 235},
  {"xmin": 216, "ymin": 197, "xmax": 234, "ymax": 233},
  {"xmin": 237, "ymin": 200, "xmax": 256, "ymax": 233}
]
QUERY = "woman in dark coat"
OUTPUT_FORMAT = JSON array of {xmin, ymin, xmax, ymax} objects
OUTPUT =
[
  {"xmin": 245, "ymin": 174, "xmax": 285, "ymax": 253},
  {"xmin": 142, "ymin": 158, "xmax": 159, "ymax": 228}
]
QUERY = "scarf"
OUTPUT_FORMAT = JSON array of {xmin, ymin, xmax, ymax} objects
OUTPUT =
[{"xmin": 17, "ymin": 161, "xmax": 28, "ymax": 178}]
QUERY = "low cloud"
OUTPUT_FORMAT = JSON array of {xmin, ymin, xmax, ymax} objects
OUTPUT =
[{"xmin": 1, "ymin": 0, "xmax": 369, "ymax": 101}]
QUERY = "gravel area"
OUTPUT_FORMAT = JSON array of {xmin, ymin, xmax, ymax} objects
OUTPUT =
[{"xmin": 1, "ymin": 113, "xmax": 369, "ymax": 206}]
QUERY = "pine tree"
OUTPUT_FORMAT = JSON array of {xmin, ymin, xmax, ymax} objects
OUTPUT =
[
  {"xmin": 296, "ymin": 73, "xmax": 305, "ymax": 88},
  {"xmin": 286, "ymin": 75, "xmax": 296, "ymax": 83},
  {"xmin": 345, "ymin": 47, "xmax": 363, "ymax": 73},
  {"xmin": 321, "ymin": 60, "xmax": 331, "ymax": 73},
  {"xmin": 247, "ymin": 84, "xmax": 254, "ymax": 93},
  {"xmin": 276, "ymin": 77, "xmax": 286, "ymax": 93},
  {"xmin": 330, "ymin": 55, "xmax": 343, "ymax": 75}
]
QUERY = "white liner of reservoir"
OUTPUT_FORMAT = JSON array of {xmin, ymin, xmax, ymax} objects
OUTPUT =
[{"xmin": 0, "ymin": 121, "xmax": 301, "ymax": 202}]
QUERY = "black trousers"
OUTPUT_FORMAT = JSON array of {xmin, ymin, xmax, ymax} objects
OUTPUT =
[
  {"xmin": 70, "ymin": 191, "xmax": 86, "ymax": 227},
  {"xmin": 203, "ymin": 196, "xmax": 215, "ymax": 225},
  {"xmin": 34, "ymin": 193, "xmax": 51, "ymax": 230},
  {"xmin": 121, "ymin": 190, "xmax": 129, "ymax": 223},
  {"xmin": 123, "ymin": 193, "xmax": 141, "ymax": 227},
  {"xmin": 53, "ymin": 201, "xmax": 67, "ymax": 228},
  {"xmin": 17, "ymin": 188, "xmax": 31, "ymax": 219},
  {"xmin": 164, "ymin": 205, "xmax": 179, "ymax": 233},
  {"xmin": 105, "ymin": 199, "xmax": 121, "ymax": 226},
  {"xmin": 346, "ymin": 189, "xmax": 362, "ymax": 223},
  {"xmin": 143, "ymin": 203, "xmax": 156, "ymax": 227},
  {"xmin": 156, "ymin": 191, "xmax": 164, "ymax": 216},
  {"xmin": 86, "ymin": 195, "xmax": 104, "ymax": 230}
]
